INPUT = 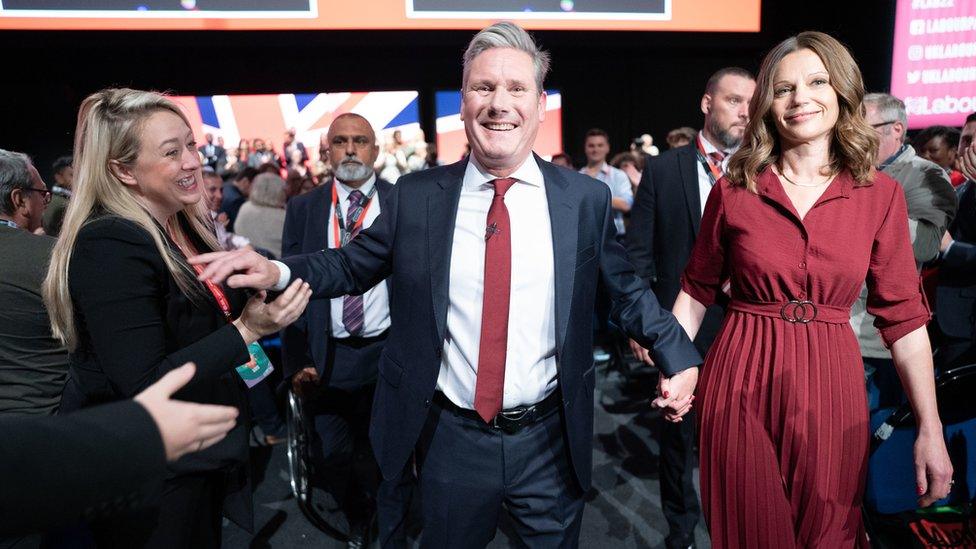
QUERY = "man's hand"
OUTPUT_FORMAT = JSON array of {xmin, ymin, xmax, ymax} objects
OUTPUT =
[
  {"xmin": 628, "ymin": 338, "xmax": 654, "ymax": 365},
  {"xmin": 959, "ymin": 140, "xmax": 976, "ymax": 181},
  {"xmin": 651, "ymin": 366, "xmax": 699, "ymax": 422},
  {"xmin": 941, "ymin": 231, "xmax": 954, "ymax": 253},
  {"xmin": 291, "ymin": 367, "xmax": 320, "ymax": 396},
  {"xmin": 188, "ymin": 248, "xmax": 280, "ymax": 289},
  {"xmin": 134, "ymin": 363, "xmax": 239, "ymax": 462}
]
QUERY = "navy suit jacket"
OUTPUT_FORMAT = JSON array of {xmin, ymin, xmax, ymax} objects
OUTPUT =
[
  {"xmin": 281, "ymin": 156, "xmax": 701, "ymax": 491},
  {"xmin": 280, "ymin": 177, "xmax": 395, "ymax": 382},
  {"xmin": 937, "ymin": 180, "xmax": 976, "ymax": 340},
  {"xmin": 628, "ymin": 145, "xmax": 726, "ymax": 355}
]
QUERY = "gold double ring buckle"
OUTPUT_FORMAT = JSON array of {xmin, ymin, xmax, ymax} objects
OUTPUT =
[{"xmin": 780, "ymin": 300, "xmax": 817, "ymax": 324}]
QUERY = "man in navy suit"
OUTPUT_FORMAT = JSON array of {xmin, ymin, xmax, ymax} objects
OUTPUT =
[
  {"xmin": 281, "ymin": 113, "xmax": 402, "ymax": 547},
  {"xmin": 193, "ymin": 22, "xmax": 700, "ymax": 547}
]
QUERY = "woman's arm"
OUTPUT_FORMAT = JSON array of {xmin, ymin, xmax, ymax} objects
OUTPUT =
[{"xmin": 889, "ymin": 326, "xmax": 954, "ymax": 507}]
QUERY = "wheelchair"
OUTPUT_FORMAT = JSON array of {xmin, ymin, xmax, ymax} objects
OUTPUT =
[
  {"xmin": 285, "ymin": 386, "xmax": 357, "ymax": 542},
  {"xmin": 864, "ymin": 363, "xmax": 976, "ymax": 548}
]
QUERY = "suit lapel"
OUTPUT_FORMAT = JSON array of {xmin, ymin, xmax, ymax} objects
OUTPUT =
[
  {"xmin": 677, "ymin": 146, "xmax": 703, "ymax": 235},
  {"xmin": 428, "ymin": 160, "xmax": 466, "ymax": 346},
  {"xmin": 538, "ymin": 156, "xmax": 577, "ymax": 355}
]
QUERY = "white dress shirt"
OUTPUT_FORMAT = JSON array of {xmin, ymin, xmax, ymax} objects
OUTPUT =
[
  {"xmin": 438, "ymin": 155, "xmax": 558, "ymax": 410},
  {"xmin": 328, "ymin": 175, "xmax": 391, "ymax": 338},
  {"xmin": 695, "ymin": 134, "xmax": 735, "ymax": 215}
]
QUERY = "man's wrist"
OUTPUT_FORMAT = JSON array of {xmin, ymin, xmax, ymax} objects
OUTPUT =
[{"xmin": 269, "ymin": 260, "xmax": 291, "ymax": 291}]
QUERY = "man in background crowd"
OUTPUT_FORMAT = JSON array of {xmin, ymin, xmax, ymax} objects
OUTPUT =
[
  {"xmin": 42, "ymin": 155, "xmax": 73, "ymax": 237},
  {"xmin": 580, "ymin": 127, "xmax": 633, "ymax": 239},
  {"xmin": 852, "ymin": 93, "xmax": 956, "ymax": 411},
  {"xmin": 665, "ymin": 127, "xmax": 696, "ymax": 150},
  {"xmin": 628, "ymin": 66, "xmax": 756, "ymax": 549},
  {"xmin": 283, "ymin": 128, "xmax": 308, "ymax": 168},
  {"xmin": 220, "ymin": 166, "xmax": 257, "ymax": 232},
  {"xmin": 936, "ymin": 112, "xmax": 976, "ymax": 369},
  {"xmin": 198, "ymin": 132, "xmax": 226, "ymax": 174},
  {"xmin": 0, "ymin": 149, "xmax": 68, "ymax": 417}
]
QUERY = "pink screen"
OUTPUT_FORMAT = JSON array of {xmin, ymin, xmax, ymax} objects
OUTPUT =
[{"xmin": 890, "ymin": 1, "xmax": 976, "ymax": 129}]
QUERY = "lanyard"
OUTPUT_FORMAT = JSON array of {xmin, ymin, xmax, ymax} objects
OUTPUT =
[
  {"xmin": 171, "ymin": 234, "xmax": 233, "ymax": 321},
  {"xmin": 0, "ymin": 219, "xmax": 19, "ymax": 229},
  {"xmin": 695, "ymin": 136, "xmax": 724, "ymax": 186},
  {"xmin": 331, "ymin": 182, "xmax": 377, "ymax": 248}
]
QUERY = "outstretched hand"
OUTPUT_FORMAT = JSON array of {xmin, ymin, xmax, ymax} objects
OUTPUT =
[
  {"xmin": 189, "ymin": 248, "xmax": 280, "ymax": 289},
  {"xmin": 134, "ymin": 363, "xmax": 239, "ymax": 462}
]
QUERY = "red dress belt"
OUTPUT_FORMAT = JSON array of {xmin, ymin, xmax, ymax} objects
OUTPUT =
[{"xmin": 728, "ymin": 299, "xmax": 851, "ymax": 324}]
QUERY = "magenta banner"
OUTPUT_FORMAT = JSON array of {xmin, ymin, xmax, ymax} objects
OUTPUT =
[{"xmin": 890, "ymin": 0, "xmax": 976, "ymax": 129}]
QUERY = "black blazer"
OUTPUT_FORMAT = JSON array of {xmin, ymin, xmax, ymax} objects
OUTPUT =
[
  {"xmin": 281, "ymin": 156, "xmax": 701, "ymax": 492},
  {"xmin": 937, "ymin": 180, "xmax": 976, "ymax": 340},
  {"xmin": 279, "ymin": 177, "xmax": 395, "ymax": 384},
  {"xmin": 628, "ymin": 145, "xmax": 727, "ymax": 354},
  {"xmin": 59, "ymin": 216, "xmax": 254, "ymax": 529},
  {"xmin": 0, "ymin": 400, "xmax": 167, "ymax": 536}
]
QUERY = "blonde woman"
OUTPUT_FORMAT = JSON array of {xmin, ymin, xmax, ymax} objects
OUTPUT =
[
  {"xmin": 43, "ymin": 88, "xmax": 311, "ymax": 547},
  {"xmin": 664, "ymin": 32, "xmax": 953, "ymax": 546}
]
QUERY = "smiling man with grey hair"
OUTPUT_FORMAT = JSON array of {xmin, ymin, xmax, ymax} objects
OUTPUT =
[{"xmin": 188, "ymin": 22, "xmax": 699, "ymax": 547}]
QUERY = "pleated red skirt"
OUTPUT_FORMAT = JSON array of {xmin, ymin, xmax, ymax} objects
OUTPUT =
[{"xmin": 697, "ymin": 311, "xmax": 871, "ymax": 548}]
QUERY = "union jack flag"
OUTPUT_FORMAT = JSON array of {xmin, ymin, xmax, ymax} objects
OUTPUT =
[{"xmin": 171, "ymin": 91, "xmax": 421, "ymax": 157}]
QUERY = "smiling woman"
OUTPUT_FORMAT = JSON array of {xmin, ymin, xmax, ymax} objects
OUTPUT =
[
  {"xmin": 668, "ymin": 31, "xmax": 954, "ymax": 548},
  {"xmin": 40, "ymin": 88, "xmax": 311, "ymax": 548}
]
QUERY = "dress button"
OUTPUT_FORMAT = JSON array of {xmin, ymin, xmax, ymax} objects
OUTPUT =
[{"xmin": 799, "ymin": 262, "xmax": 806, "ymax": 269}]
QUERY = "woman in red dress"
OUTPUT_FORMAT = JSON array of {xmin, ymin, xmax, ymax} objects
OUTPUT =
[{"xmin": 660, "ymin": 32, "xmax": 954, "ymax": 547}]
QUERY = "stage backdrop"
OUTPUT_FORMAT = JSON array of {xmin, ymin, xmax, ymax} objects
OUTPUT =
[
  {"xmin": 0, "ymin": 0, "xmax": 760, "ymax": 31},
  {"xmin": 434, "ymin": 89, "xmax": 562, "ymax": 164},
  {"xmin": 170, "ymin": 90, "xmax": 421, "ymax": 162},
  {"xmin": 890, "ymin": 0, "xmax": 976, "ymax": 129}
]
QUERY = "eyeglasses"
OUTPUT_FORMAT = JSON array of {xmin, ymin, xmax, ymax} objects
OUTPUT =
[
  {"xmin": 24, "ymin": 187, "xmax": 53, "ymax": 205},
  {"xmin": 870, "ymin": 120, "xmax": 898, "ymax": 129}
]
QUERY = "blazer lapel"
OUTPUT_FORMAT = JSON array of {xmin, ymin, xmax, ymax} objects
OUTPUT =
[
  {"xmin": 677, "ymin": 146, "xmax": 703, "ymax": 235},
  {"xmin": 428, "ymin": 160, "xmax": 466, "ymax": 347},
  {"xmin": 538, "ymin": 156, "xmax": 577, "ymax": 355}
]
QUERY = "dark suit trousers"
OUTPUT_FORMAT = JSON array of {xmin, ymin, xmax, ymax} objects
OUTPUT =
[
  {"xmin": 415, "ymin": 399, "xmax": 585, "ymax": 549},
  {"xmin": 659, "ymin": 409, "xmax": 700, "ymax": 543},
  {"xmin": 90, "ymin": 472, "xmax": 224, "ymax": 548},
  {"xmin": 306, "ymin": 338, "xmax": 384, "ymax": 525}
]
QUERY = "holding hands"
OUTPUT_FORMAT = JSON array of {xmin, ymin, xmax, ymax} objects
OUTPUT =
[{"xmin": 630, "ymin": 339, "xmax": 699, "ymax": 422}]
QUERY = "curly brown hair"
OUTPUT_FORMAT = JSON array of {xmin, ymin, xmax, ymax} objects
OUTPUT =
[{"xmin": 725, "ymin": 31, "xmax": 878, "ymax": 192}]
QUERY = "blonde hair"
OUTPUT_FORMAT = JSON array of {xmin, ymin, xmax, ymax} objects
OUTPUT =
[
  {"xmin": 725, "ymin": 31, "xmax": 878, "ymax": 192},
  {"xmin": 43, "ymin": 88, "xmax": 219, "ymax": 350}
]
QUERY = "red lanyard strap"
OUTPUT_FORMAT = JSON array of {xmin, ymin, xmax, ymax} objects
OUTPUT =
[
  {"xmin": 695, "ymin": 137, "xmax": 724, "ymax": 185},
  {"xmin": 331, "ymin": 182, "xmax": 377, "ymax": 248},
  {"xmin": 172, "ymin": 234, "xmax": 233, "ymax": 321}
]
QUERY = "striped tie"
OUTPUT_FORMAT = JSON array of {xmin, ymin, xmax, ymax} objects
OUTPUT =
[{"xmin": 341, "ymin": 190, "xmax": 367, "ymax": 335}]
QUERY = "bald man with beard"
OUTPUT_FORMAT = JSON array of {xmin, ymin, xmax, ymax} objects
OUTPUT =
[{"xmin": 281, "ymin": 114, "xmax": 408, "ymax": 548}]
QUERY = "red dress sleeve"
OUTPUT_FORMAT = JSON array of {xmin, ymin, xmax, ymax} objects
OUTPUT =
[
  {"xmin": 867, "ymin": 179, "xmax": 932, "ymax": 347},
  {"xmin": 681, "ymin": 179, "xmax": 728, "ymax": 307}
]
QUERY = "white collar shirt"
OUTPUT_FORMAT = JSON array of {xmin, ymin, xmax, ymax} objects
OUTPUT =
[
  {"xmin": 695, "ymin": 134, "xmax": 736, "ymax": 215},
  {"xmin": 438, "ymin": 154, "xmax": 558, "ymax": 410},
  {"xmin": 328, "ymin": 174, "xmax": 391, "ymax": 338}
]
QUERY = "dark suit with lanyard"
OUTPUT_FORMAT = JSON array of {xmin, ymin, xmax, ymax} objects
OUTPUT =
[
  {"xmin": 627, "ymin": 134, "xmax": 730, "ymax": 548},
  {"xmin": 281, "ymin": 175, "xmax": 403, "ymax": 540}
]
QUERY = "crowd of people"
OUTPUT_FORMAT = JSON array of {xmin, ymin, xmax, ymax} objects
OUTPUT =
[{"xmin": 1, "ymin": 19, "xmax": 975, "ymax": 549}]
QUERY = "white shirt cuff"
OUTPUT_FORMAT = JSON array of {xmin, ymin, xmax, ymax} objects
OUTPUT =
[{"xmin": 270, "ymin": 260, "xmax": 291, "ymax": 291}]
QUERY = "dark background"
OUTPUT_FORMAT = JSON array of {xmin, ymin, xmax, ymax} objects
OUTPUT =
[{"xmin": 0, "ymin": 1, "xmax": 896, "ymax": 180}]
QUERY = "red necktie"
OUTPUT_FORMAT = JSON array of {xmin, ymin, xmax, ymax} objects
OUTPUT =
[
  {"xmin": 708, "ymin": 150, "xmax": 726, "ymax": 166},
  {"xmin": 474, "ymin": 178, "xmax": 516, "ymax": 422}
]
